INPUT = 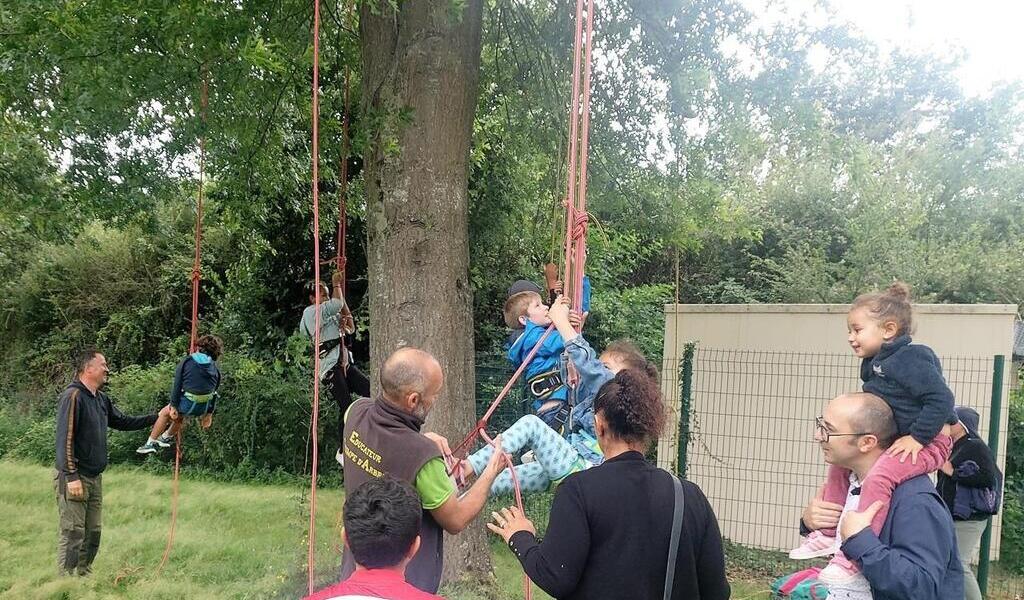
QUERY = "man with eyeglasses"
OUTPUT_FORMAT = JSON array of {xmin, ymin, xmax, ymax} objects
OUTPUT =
[{"xmin": 799, "ymin": 392, "xmax": 963, "ymax": 600}]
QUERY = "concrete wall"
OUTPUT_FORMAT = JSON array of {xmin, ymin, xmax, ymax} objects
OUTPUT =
[{"xmin": 657, "ymin": 304, "xmax": 1017, "ymax": 560}]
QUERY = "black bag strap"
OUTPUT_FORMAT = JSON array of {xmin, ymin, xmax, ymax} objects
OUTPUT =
[{"xmin": 663, "ymin": 469, "xmax": 685, "ymax": 600}]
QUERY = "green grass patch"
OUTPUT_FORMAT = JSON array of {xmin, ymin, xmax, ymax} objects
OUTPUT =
[{"xmin": 8, "ymin": 459, "xmax": 1014, "ymax": 599}]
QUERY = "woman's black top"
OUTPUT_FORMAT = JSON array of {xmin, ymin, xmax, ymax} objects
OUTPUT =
[{"xmin": 507, "ymin": 451, "xmax": 730, "ymax": 600}]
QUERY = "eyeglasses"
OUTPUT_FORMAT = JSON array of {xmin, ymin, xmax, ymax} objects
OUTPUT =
[{"xmin": 815, "ymin": 416, "xmax": 870, "ymax": 442}]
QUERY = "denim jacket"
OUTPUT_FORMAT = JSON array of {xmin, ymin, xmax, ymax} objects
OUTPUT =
[{"xmin": 561, "ymin": 334, "xmax": 613, "ymax": 464}]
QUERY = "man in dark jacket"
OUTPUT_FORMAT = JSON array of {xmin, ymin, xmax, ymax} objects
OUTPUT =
[
  {"xmin": 801, "ymin": 392, "xmax": 963, "ymax": 600},
  {"xmin": 55, "ymin": 349, "xmax": 158, "ymax": 576},
  {"xmin": 936, "ymin": 406, "xmax": 1000, "ymax": 600}
]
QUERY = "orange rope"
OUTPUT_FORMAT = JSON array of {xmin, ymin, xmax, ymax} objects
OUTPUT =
[
  {"xmin": 308, "ymin": 0, "xmax": 324, "ymax": 593},
  {"xmin": 155, "ymin": 64, "xmax": 208, "ymax": 578}
]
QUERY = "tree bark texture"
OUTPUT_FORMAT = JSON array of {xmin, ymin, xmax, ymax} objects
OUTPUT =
[{"xmin": 359, "ymin": 0, "xmax": 490, "ymax": 585}]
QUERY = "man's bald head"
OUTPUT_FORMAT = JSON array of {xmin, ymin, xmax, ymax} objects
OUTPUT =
[
  {"xmin": 380, "ymin": 347, "xmax": 443, "ymax": 418},
  {"xmin": 832, "ymin": 392, "xmax": 898, "ymax": 449}
]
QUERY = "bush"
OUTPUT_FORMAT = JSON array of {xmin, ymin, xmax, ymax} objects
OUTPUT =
[
  {"xmin": 7, "ymin": 418, "xmax": 57, "ymax": 464},
  {"xmin": 1, "ymin": 334, "xmax": 348, "ymax": 481}
]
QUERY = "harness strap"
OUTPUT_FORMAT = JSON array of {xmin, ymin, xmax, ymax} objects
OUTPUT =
[{"xmin": 663, "ymin": 470, "xmax": 685, "ymax": 600}]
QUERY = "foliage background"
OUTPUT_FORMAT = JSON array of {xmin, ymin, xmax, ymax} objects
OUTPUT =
[{"xmin": 1, "ymin": 0, "xmax": 1022, "ymax": 571}]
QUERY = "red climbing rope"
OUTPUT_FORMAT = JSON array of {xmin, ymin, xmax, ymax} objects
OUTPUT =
[
  {"xmin": 156, "ymin": 64, "xmax": 209, "ymax": 578},
  {"xmin": 562, "ymin": 0, "xmax": 594, "ymax": 310},
  {"xmin": 308, "ymin": 0, "xmax": 324, "ymax": 593}
]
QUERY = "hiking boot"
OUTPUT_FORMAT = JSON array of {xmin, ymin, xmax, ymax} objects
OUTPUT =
[
  {"xmin": 136, "ymin": 440, "xmax": 161, "ymax": 455},
  {"xmin": 789, "ymin": 530, "xmax": 838, "ymax": 560}
]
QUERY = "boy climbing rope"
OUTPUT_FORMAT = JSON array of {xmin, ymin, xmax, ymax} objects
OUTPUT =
[
  {"xmin": 300, "ymin": 271, "xmax": 370, "ymax": 465},
  {"xmin": 790, "ymin": 282, "xmax": 957, "ymax": 585},
  {"xmin": 503, "ymin": 278, "xmax": 590, "ymax": 432},
  {"xmin": 137, "ymin": 334, "xmax": 224, "ymax": 454},
  {"xmin": 464, "ymin": 296, "xmax": 655, "ymax": 496}
]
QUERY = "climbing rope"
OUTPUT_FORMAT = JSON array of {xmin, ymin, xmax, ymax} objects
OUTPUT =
[
  {"xmin": 446, "ymin": 2, "xmax": 595, "ymax": 596},
  {"xmin": 155, "ymin": 64, "xmax": 208, "ymax": 578},
  {"xmin": 307, "ymin": 0, "xmax": 324, "ymax": 592}
]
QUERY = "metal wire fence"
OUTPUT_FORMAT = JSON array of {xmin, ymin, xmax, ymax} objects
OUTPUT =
[{"xmin": 671, "ymin": 346, "xmax": 1020, "ymax": 599}]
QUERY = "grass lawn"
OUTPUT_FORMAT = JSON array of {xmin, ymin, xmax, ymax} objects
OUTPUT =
[
  {"xmin": 5, "ymin": 459, "xmax": 1016, "ymax": 599},
  {"xmin": 0, "ymin": 459, "xmax": 766, "ymax": 599}
]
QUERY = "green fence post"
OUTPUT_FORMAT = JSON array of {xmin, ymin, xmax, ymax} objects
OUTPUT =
[
  {"xmin": 977, "ymin": 355, "xmax": 1005, "ymax": 599},
  {"xmin": 677, "ymin": 342, "xmax": 695, "ymax": 479}
]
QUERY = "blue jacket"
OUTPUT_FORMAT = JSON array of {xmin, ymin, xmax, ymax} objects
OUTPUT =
[
  {"xmin": 170, "ymin": 352, "xmax": 222, "ymax": 412},
  {"xmin": 559, "ymin": 335, "xmax": 612, "ymax": 463},
  {"xmin": 861, "ymin": 335, "xmax": 956, "ymax": 445},
  {"xmin": 562, "ymin": 335, "xmax": 612, "ymax": 436},
  {"xmin": 507, "ymin": 321, "xmax": 567, "ymax": 407},
  {"xmin": 505, "ymin": 277, "xmax": 593, "ymax": 410},
  {"xmin": 841, "ymin": 474, "xmax": 963, "ymax": 600}
]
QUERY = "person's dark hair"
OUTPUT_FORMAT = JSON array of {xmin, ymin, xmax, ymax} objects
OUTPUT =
[
  {"xmin": 847, "ymin": 392, "xmax": 898, "ymax": 449},
  {"xmin": 850, "ymin": 281, "xmax": 914, "ymax": 336},
  {"xmin": 74, "ymin": 348, "xmax": 101, "ymax": 374},
  {"xmin": 195, "ymin": 335, "xmax": 224, "ymax": 360},
  {"xmin": 593, "ymin": 369, "xmax": 666, "ymax": 445},
  {"xmin": 344, "ymin": 476, "xmax": 422, "ymax": 568},
  {"xmin": 603, "ymin": 340, "xmax": 659, "ymax": 381}
]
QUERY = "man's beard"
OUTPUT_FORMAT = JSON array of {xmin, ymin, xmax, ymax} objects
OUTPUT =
[{"xmin": 412, "ymin": 403, "xmax": 430, "ymax": 420}]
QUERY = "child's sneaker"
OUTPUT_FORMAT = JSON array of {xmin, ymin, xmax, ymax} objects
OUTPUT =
[
  {"xmin": 789, "ymin": 530, "xmax": 838, "ymax": 559},
  {"xmin": 818, "ymin": 552, "xmax": 860, "ymax": 585},
  {"xmin": 136, "ymin": 440, "xmax": 161, "ymax": 455},
  {"xmin": 155, "ymin": 434, "xmax": 174, "ymax": 448}
]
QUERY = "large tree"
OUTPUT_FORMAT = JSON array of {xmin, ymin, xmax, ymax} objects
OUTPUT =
[{"xmin": 359, "ymin": 0, "xmax": 491, "ymax": 583}]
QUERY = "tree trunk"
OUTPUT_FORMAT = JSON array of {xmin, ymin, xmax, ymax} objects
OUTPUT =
[{"xmin": 359, "ymin": 0, "xmax": 490, "ymax": 586}]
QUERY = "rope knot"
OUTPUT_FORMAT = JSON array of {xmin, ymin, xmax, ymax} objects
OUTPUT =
[
  {"xmin": 190, "ymin": 267, "xmax": 202, "ymax": 282},
  {"xmin": 571, "ymin": 212, "xmax": 589, "ymax": 241}
]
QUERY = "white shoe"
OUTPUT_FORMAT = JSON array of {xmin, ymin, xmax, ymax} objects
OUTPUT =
[
  {"xmin": 336, "ymin": 448, "xmax": 345, "ymax": 467},
  {"xmin": 521, "ymin": 450, "xmax": 536, "ymax": 464}
]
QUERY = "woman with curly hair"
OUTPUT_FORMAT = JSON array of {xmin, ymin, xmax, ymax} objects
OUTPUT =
[{"xmin": 487, "ymin": 369, "xmax": 731, "ymax": 600}]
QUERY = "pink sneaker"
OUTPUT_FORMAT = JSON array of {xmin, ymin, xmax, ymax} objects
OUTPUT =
[
  {"xmin": 789, "ymin": 531, "xmax": 838, "ymax": 560},
  {"xmin": 818, "ymin": 552, "xmax": 861, "ymax": 585}
]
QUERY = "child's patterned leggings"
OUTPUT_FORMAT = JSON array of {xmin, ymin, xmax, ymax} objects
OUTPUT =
[{"xmin": 468, "ymin": 415, "xmax": 584, "ymax": 496}]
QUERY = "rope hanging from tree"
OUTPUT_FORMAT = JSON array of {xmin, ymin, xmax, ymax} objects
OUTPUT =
[
  {"xmin": 446, "ymin": 1, "xmax": 596, "ymax": 598},
  {"xmin": 307, "ymin": 0, "xmax": 324, "ymax": 593},
  {"xmin": 155, "ymin": 63, "xmax": 209, "ymax": 577}
]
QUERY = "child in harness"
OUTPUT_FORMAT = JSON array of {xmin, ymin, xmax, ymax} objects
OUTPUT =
[{"xmin": 136, "ymin": 334, "xmax": 224, "ymax": 453}]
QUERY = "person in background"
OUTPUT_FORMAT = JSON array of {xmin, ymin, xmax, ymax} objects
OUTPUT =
[
  {"xmin": 300, "ymin": 272, "xmax": 370, "ymax": 465},
  {"xmin": 55, "ymin": 349, "xmax": 159, "ymax": 576},
  {"xmin": 936, "ymin": 406, "xmax": 1001, "ymax": 600}
]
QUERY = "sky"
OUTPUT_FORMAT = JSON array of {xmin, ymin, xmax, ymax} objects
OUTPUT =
[{"xmin": 742, "ymin": 0, "xmax": 1024, "ymax": 97}]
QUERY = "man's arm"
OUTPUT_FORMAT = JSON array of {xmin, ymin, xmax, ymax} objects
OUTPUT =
[
  {"xmin": 842, "ymin": 494, "xmax": 956, "ymax": 600},
  {"xmin": 55, "ymin": 388, "xmax": 80, "ymax": 483},
  {"xmin": 107, "ymin": 396, "xmax": 158, "ymax": 431},
  {"xmin": 429, "ymin": 441, "xmax": 506, "ymax": 534},
  {"xmin": 951, "ymin": 442, "xmax": 998, "ymax": 488}
]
